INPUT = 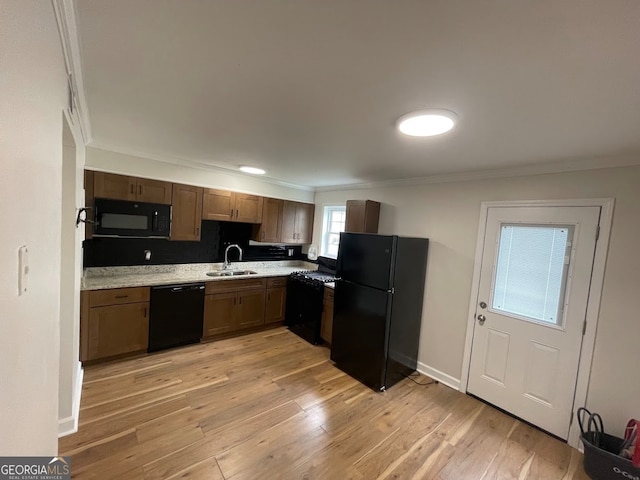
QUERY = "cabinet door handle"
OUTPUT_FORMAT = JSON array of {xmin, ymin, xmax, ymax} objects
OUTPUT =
[
  {"xmin": 115, "ymin": 295, "xmax": 129, "ymax": 299},
  {"xmin": 239, "ymin": 296, "xmax": 242, "ymax": 305},
  {"xmin": 230, "ymin": 208, "xmax": 233, "ymax": 218},
  {"xmin": 236, "ymin": 209, "xmax": 239, "ymax": 219},
  {"xmin": 138, "ymin": 185, "xmax": 143, "ymax": 195},
  {"xmin": 144, "ymin": 307, "xmax": 148, "ymax": 317},
  {"xmin": 130, "ymin": 184, "xmax": 135, "ymax": 194},
  {"xmin": 196, "ymin": 227, "xmax": 200, "ymax": 236}
]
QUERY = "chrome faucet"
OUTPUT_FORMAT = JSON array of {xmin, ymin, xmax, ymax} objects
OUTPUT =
[{"xmin": 223, "ymin": 244, "xmax": 243, "ymax": 270}]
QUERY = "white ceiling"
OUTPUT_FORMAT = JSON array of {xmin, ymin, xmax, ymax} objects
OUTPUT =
[{"xmin": 75, "ymin": 0, "xmax": 640, "ymax": 188}]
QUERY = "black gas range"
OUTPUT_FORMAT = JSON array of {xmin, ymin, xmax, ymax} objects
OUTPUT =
[{"xmin": 285, "ymin": 256, "xmax": 337, "ymax": 344}]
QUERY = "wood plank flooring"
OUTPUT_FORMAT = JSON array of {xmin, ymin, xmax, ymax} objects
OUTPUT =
[{"xmin": 59, "ymin": 327, "xmax": 589, "ymax": 479}]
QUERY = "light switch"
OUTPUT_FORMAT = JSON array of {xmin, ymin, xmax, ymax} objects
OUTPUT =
[{"xmin": 18, "ymin": 245, "xmax": 29, "ymax": 295}]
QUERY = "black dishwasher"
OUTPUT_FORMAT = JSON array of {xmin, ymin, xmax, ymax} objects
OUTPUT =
[{"xmin": 149, "ymin": 283, "xmax": 205, "ymax": 352}]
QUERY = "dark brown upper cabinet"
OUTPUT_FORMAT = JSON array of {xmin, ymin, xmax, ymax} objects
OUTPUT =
[
  {"xmin": 93, "ymin": 172, "xmax": 172, "ymax": 205},
  {"xmin": 170, "ymin": 183, "xmax": 203, "ymax": 241},
  {"xmin": 252, "ymin": 198, "xmax": 284, "ymax": 243},
  {"xmin": 202, "ymin": 189, "xmax": 263, "ymax": 224},
  {"xmin": 202, "ymin": 188, "xmax": 233, "ymax": 221},
  {"xmin": 345, "ymin": 200, "xmax": 381, "ymax": 233},
  {"xmin": 93, "ymin": 172, "xmax": 135, "ymax": 201},
  {"xmin": 136, "ymin": 178, "xmax": 173, "ymax": 204},
  {"xmin": 234, "ymin": 193, "xmax": 263, "ymax": 223},
  {"xmin": 281, "ymin": 201, "xmax": 314, "ymax": 244}
]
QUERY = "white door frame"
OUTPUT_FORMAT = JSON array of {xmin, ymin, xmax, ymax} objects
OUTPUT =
[{"xmin": 460, "ymin": 198, "xmax": 614, "ymax": 448}]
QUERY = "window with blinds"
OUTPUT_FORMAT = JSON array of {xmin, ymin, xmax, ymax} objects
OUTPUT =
[{"xmin": 491, "ymin": 224, "xmax": 573, "ymax": 326}]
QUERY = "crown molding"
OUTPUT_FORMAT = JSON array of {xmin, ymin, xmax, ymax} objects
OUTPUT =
[
  {"xmin": 51, "ymin": 0, "xmax": 92, "ymax": 144},
  {"xmin": 87, "ymin": 142, "xmax": 315, "ymax": 192},
  {"xmin": 87, "ymin": 142, "xmax": 640, "ymax": 194},
  {"xmin": 314, "ymin": 154, "xmax": 640, "ymax": 192}
]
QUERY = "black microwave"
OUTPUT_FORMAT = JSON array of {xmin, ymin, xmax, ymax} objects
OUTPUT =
[{"xmin": 94, "ymin": 198, "xmax": 171, "ymax": 238}]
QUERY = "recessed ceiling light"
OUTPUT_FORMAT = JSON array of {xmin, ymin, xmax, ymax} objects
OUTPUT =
[
  {"xmin": 239, "ymin": 166, "xmax": 266, "ymax": 175},
  {"xmin": 397, "ymin": 109, "xmax": 458, "ymax": 137}
]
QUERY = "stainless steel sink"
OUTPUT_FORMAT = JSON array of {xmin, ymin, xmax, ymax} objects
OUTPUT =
[{"xmin": 206, "ymin": 270, "xmax": 258, "ymax": 277}]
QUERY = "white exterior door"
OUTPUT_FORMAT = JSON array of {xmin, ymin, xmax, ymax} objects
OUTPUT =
[{"xmin": 467, "ymin": 205, "xmax": 600, "ymax": 439}]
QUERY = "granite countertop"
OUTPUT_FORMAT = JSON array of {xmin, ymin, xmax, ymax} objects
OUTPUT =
[
  {"xmin": 325, "ymin": 282, "xmax": 335, "ymax": 289},
  {"xmin": 82, "ymin": 260, "xmax": 318, "ymax": 291}
]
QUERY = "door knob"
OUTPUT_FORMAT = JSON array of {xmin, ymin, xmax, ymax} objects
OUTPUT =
[{"xmin": 477, "ymin": 314, "xmax": 486, "ymax": 325}]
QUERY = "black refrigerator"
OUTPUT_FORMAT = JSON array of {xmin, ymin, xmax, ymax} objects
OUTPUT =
[{"xmin": 330, "ymin": 232, "xmax": 429, "ymax": 391}]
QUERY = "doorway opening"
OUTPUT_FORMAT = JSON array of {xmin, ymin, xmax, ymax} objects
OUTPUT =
[{"xmin": 58, "ymin": 114, "xmax": 83, "ymax": 436}]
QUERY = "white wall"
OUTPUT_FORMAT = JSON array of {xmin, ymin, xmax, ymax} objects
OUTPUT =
[
  {"xmin": 86, "ymin": 146, "xmax": 314, "ymax": 203},
  {"xmin": 0, "ymin": 1, "xmax": 68, "ymax": 454},
  {"xmin": 313, "ymin": 164, "xmax": 640, "ymax": 434}
]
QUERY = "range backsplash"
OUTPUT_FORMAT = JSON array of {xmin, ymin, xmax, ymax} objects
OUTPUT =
[{"xmin": 83, "ymin": 220, "xmax": 303, "ymax": 267}]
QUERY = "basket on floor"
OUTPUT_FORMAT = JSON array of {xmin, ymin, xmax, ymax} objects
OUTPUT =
[{"xmin": 578, "ymin": 408, "xmax": 640, "ymax": 480}]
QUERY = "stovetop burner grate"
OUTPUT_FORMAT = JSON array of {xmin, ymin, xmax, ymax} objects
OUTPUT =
[
  {"xmin": 289, "ymin": 255, "xmax": 338, "ymax": 286},
  {"xmin": 290, "ymin": 270, "xmax": 337, "ymax": 284}
]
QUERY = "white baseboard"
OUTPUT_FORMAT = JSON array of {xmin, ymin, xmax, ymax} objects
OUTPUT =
[
  {"xmin": 58, "ymin": 416, "xmax": 75, "ymax": 437},
  {"xmin": 417, "ymin": 362, "xmax": 461, "ymax": 391},
  {"xmin": 58, "ymin": 362, "xmax": 83, "ymax": 438}
]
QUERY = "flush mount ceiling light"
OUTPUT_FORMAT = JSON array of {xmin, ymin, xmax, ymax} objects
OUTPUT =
[
  {"xmin": 396, "ymin": 109, "xmax": 458, "ymax": 137},
  {"xmin": 239, "ymin": 166, "xmax": 266, "ymax": 175}
]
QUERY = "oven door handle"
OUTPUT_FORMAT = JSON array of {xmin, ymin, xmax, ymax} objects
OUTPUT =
[{"xmin": 152, "ymin": 211, "xmax": 158, "ymax": 232}]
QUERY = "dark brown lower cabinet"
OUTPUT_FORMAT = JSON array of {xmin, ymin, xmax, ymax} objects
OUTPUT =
[
  {"xmin": 80, "ymin": 287, "xmax": 150, "ymax": 362},
  {"xmin": 203, "ymin": 292, "xmax": 237, "ymax": 337},
  {"xmin": 265, "ymin": 277, "xmax": 287, "ymax": 324},
  {"xmin": 81, "ymin": 277, "xmax": 288, "ymax": 364},
  {"xmin": 86, "ymin": 302, "xmax": 149, "ymax": 361},
  {"xmin": 320, "ymin": 287, "xmax": 334, "ymax": 344},
  {"xmin": 203, "ymin": 289, "xmax": 265, "ymax": 336},
  {"xmin": 237, "ymin": 290, "xmax": 266, "ymax": 330},
  {"xmin": 203, "ymin": 278, "xmax": 268, "ymax": 339},
  {"xmin": 265, "ymin": 287, "xmax": 287, "ymax": 324}
]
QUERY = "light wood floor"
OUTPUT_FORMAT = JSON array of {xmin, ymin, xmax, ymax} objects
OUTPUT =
[{"xmin": 59, "ymin": 327, "xmax": 589, "ymax": 479}]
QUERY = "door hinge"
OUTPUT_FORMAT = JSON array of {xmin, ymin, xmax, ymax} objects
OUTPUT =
[
  {"xmin": 582, "ymin": 320, "xmax": 587, "ymax": 335},
  {"xmin": 595, "ymin": 225, "xmax": 600, "ymax": 241}
]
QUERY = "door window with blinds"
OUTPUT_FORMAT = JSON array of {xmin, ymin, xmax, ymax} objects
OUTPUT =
[{"xmin": 490, "ymin": 224, "xmax": 574, "ymax": 327}]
